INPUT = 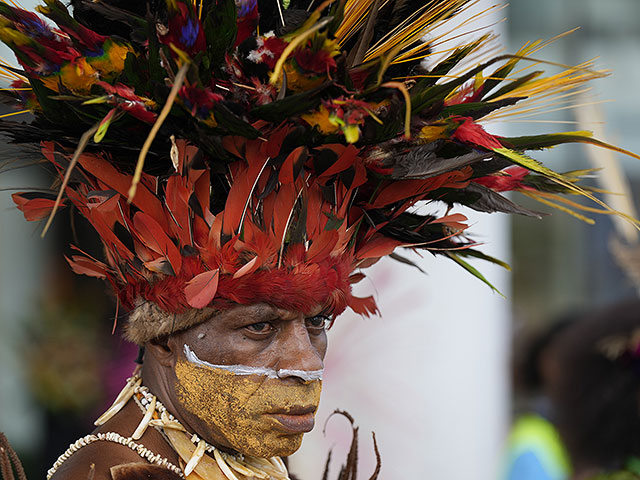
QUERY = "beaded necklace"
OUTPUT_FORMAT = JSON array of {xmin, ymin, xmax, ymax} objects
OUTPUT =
[
  {"xmin": 46, "ymin": 376, "xmax": 291, "ymax": 480},
  {"xmin": 46, "ymin": 432, "xmax": 184, "ymax": 479}
]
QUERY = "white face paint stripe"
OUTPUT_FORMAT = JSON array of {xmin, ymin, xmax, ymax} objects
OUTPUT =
[{"xmin": 183, "ymin": 344, "xmax": 324, "ymax": 381}]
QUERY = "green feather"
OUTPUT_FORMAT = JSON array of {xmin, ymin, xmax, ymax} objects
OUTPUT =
[
  {"xmin": 502, "ymin": 131, "xmax": 640, "ymax": 162},
  {"xmin": 203, "ymin": 0, "xmax": 237, "ymax": 69},
  {"xmin": 445, "ymin": 252, "xmax": 504, "ymax": 296},
  {"xmin": 213, "ymin": 104, "xmax": 261, "ymax": 139},
  {"xmin": 456, "ymin": 248, "xmax": 511, "ymax": 271}
]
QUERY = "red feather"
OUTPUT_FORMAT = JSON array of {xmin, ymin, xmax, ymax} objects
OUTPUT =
[
  {"xmin": 264, "ymin": 125, "xmax": 290, "ymax": 159},
  {"xmin": 143, "ymin": 257, "xmax": 176, "ymax": 275},
  {"xmin": 86, "ymin": 206, "xmax": 135, "ymax": 260},
  {"xmin": 184, "ymin": 269, "xmax": 219, "ymax": 308},
  {"xmin": 351, "ymin": 163, "xmax": 368, "ymax": 189},
  {"xmin": 192, "ymin": 170, "xmax": 211, "ymax": 220},
  {"xmin": 370, "ymin": 168, "xmax": 472, "ymax": 208},
  {"xmin": 133, "ymin": 212, "xmax": 183, "ymax": 275},
  {"xmin": 349, "ymin": 272, "xmax": 366, "ymax": 284},
  {"xmin": 65, "ymin": 255, "xmax": 109, "ymax": 278},
  {"xmin": 232, "ymin": 256, "xmax": 260, "ymax": 279},
  {"xmin": 348, "ymin": 294, "xmax": 379, "ymax": 316},
  {"xmin": 306, "ymin": 229, "xmax": 339, "ymax": 263},
  {"xmin": 41, "ymin": 142, "xmax": 63, "ymax": 169},
  {"xmin": 430, "ymin": 213, "xmax": 469, "ymax": 232},
  {"xmin": 223, "ymin": 157, "xmax": 269, "ymax": 235},
  {"xmin": 473, "ymin": 166, "xmax": 530, "ymax": 192},
  {"xmin": 305, "ymin": 183, "xmax": 325, "ymax": 237},
  {"xmin": 86, "ymin": 192, "xmax": 124, "ymax": 231},
  {"xmin": 165, "ymin": 176, "xmax": 191, "ymax": 247},
  {"xmin": 317, "ymin": 144, "xmax": 360, "ymax": 181},
  {"xmin": 12, "ymin": 193, "xmax": 64, "ymax": 221},
  {"xmin": 279, "ymin": 146, "xmax": 307, "ymax": 184},
  {"xmin": 452, "ymin": 116, "xmax": 504, "ymax": 150},
  {"xmin": 78, "ymin": 153, "xmax": 169, "ymax": 230},
  {"xmin": 221, "ymin": 135, "xmax": 246, "ymax": 159},
  {"xmin": 272, "ymin": 182, "xmax": 299, "ymax": 243},
  {"xmin": 192, "ymin": 216, "xmax": 210, "ymax": 247},
  {"xmin": 175, "ymin": 138, "xmax": 198, "ymax": 174},
  {"xmin": 205, "ymin": 214, "xmax": 224, "ymax": 259},
  {"xmin": 356, "ymin": 234, "xmax": 403, "ymax": 259}
]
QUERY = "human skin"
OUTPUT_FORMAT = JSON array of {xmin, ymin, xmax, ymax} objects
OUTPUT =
[{"xmin": 51, "ymin": 303, "xmax": 329, "ymax": 480}]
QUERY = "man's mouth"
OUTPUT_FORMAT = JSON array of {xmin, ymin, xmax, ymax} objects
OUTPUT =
[{"xmin": 267, "ymin": 406, "xmax": 317, "ymax": 433}]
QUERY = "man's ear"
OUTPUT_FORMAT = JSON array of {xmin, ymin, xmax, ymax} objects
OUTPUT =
[{"xmin": 145, "ymin": 334, "xmax": 180, "ymax": 369}]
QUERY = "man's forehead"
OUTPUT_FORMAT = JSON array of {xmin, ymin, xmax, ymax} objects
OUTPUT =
[{"xmin": 210, "ymin": 303, "xmax": 323, "ymax": 323}]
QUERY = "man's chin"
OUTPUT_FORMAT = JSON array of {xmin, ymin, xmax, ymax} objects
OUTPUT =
[
  {"xmin": 233, "ymin": 431, "xmax": 305, "ymax": 458},
  {"xmin": 186, "ymin": 416, "xmax": 310, "ymax": 458}
]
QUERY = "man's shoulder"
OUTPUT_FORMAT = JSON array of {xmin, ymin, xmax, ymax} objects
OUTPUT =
[{"xmin": 48, "ymin": 440, "xmax": 182, "ymax": 480}]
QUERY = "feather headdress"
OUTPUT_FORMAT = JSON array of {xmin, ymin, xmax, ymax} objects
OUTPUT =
[{"xmin": 2, "ymin": 0, "xmax": 637, "ymax": 342}]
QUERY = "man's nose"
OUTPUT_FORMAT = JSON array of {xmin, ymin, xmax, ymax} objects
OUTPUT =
[{"xmin": 276, "ymin": 321, "xmax": 324, "ymax": 382}]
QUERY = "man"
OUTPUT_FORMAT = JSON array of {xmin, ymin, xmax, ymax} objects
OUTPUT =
[{"xmin": 49, "ymin": 305, "xmax": 328, "ymax": 479}]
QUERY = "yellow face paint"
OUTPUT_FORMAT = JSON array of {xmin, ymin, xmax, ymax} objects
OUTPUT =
[{"xmin": 174, "ymin": 359, "xmax": 322, "ymax": 458}]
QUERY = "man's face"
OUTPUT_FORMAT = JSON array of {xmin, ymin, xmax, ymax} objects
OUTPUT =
[{"xmin": 166, "ymin": 303, "xmax": 329, "ymax": 458}]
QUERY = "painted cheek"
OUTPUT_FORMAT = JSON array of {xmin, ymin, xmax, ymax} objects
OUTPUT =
[{"xmin": 174, "ymin": 360, "xmax": 322, "ymax": 458}]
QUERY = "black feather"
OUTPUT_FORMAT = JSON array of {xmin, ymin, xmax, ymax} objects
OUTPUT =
[{"xmin": 440, "ymin": 182, "xmax": 546, "ymax": 218}]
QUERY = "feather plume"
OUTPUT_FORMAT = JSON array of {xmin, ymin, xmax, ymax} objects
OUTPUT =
[{"xmin": 0, "ymin": 0, "xmax": 637, "ymax": 340}]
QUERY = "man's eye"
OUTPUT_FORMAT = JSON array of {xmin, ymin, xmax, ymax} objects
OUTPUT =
[
  {"xmin": 245, "ymin": 322, "xmax": 273, "ymax": 334},
  {"xmin": 306, "ymin": 315, "xmax": 333, "ymax": 331}
]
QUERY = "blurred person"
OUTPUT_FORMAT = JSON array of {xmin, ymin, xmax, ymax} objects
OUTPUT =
[
  {"xmin": 549, "ymin": 299, "xmax": 640, "ymax": 480},
  {"xmin": 0, "ymin": 0, "xmax": 639, "ymax": 479},
  {"xmin": 502, "ymin": 318, "xmax": 576, "ymax": 480}
]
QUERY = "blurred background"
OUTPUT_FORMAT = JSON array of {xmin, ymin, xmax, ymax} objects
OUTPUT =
[{"xmin": 0, "ymin": 1, "xmax": 639, "ymax": 479}]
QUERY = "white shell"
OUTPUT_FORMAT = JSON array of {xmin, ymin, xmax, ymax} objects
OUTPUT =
[
  {"xmin": 132, "ymin": 395, "xmax": 156, "ymax": 440},
  {"xmin": 184, "ymin": 440, "xmax": 206, "ymax": 476},
  {"xmin": 213, "ymin": 449, "xmax": 240, "ymax": 480}
]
